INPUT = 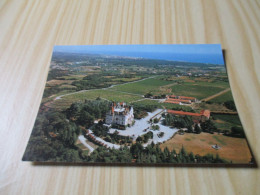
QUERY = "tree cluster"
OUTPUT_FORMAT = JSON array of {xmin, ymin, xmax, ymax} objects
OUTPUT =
[
  {"xmin": 163, "ymin": 114, "xmax": 193, "ymax": 128},
  {"xmin": 23, "ymin": 111, "xmax": 82, "ymax": 162},
  {"xmin": 224, "ymin": 100, "xmax": 237, "ymax": 111},
  {"xmin": 136, "ymin": 131, "xmax": 153, "ymax": 143},
  {"xmin": 66, "ymin": 100, "xmax": 110, "ymax": 128},
  {"xmin": 133, "ymin": 104, "xmax": 158, "ymax": 119}
]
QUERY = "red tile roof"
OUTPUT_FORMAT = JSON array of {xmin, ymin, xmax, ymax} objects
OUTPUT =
[
  {"xmin": 167, "ymin": 109, "xmax": 211, "ymax": 119},
  {"xmin": 200, "ymin": 110, "xmax": 211, "ymax": 118},
  {"xmin": 167, "ymin": 98, "xmax": 191, "ymax": 103},
  {"xmin": 167, "ymin": 110, "xmax": 201, "ymax": 117},
  {"xmin": 169, "ymin": 95, "xmax": 196, "ymax": 100},
  {"xmin": 179, "ymin": 96, "xmax": 196, "ymax": 100}
]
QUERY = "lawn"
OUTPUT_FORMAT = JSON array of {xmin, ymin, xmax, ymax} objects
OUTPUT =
[{"xmin": 160, "ymin": 132, "xmax": 252, "ymax": 163}]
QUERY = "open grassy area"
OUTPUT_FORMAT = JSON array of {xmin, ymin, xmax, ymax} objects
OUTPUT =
[{"xmin": 160, "ymin": 132, "xmax": 252, "ymax": 163}]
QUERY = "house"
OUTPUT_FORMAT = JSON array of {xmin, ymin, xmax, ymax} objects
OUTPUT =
[{"xmin": 105, "ymin": 102, "xmax": 134, "ymax": 127}]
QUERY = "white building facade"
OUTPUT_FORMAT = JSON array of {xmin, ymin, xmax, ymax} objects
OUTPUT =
[{"xmin": 105, "ymin": 102, "xmax": 134, "ymax": 127}]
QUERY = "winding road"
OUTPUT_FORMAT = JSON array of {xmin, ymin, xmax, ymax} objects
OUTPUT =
[
  {"xmin": 54, "ymin": 76, "xmax": 157, "ymax": 101},
  {"xmin": 78, "ymin": 135, "xmax": 95, "ymax": 153}
]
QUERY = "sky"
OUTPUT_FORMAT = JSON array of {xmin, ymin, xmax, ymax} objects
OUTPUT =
[{"xmin": 53, "ymin": 44, "xmax": 225, "ymax": 65}]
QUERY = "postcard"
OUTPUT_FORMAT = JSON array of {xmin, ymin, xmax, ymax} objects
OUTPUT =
[{"xmin": 23, "ymin": 44, "xmax": 255, "ymax": 167}]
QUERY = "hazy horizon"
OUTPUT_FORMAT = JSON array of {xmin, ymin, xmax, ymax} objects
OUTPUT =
[{"xmin": 53, "ymin": 44, "xmax": 225, "ymax": 65}]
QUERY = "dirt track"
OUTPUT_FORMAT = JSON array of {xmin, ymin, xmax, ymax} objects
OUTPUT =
[{"xmin": 201, "ymin": 88, "xmax": 230, "ymax": 102}]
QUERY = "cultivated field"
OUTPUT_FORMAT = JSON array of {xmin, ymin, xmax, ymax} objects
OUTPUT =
[
  {"xmin": 112, "ymin": 77, "xmax": 173, "ymax": 95},
  {"xmin": 212, "ymin": 114, "xmax": 243, "ymax": 130},
  {"xmin": 160, "ymin": 132, "xmax": 252, "ymax": 163},
  {"xmin": 50, "ymin": 89, "xmax": 143, "ymax": 109},
  {"xmin": 210, "ymin": 91, "xmax": 234, "ymax": 103},
  {"xmin": 171, "ymin": 83, "xmax": 226, "ymax": 100}
]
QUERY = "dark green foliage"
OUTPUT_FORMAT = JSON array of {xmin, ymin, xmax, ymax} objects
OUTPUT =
[
  {"xmin": 22, "ymin": 111, "xmax": 82, "ymax": 162},
  {"xmin": 133, "ymin": 104, "xmax": 158, "ymax": 119},
  {"xmin": 130, "ymin": 143, "xmax": 144, "ymax": 157},
  {"xmin": 47, "ymin": 69, "xmax": 70, "ymax": 81},
  {"xmin": 88, "ymin": 146, "xmax": 132, "ymax": 163},
  {"xmin": 66, "ymin": 100, "xmax": 110, "ymax": 128},
  {"xmin": 128, "ymin": 143, "xmax": 227, "ymax": 164},
  {"xmin": 144, "ymin": 131, "xmax": 153, "ymax": 140},
  {"xmin": 136, "ymin": 131, "xmax": 153, "ymax": 143},
  {"xmin": 158, "ymin": 132, "xmax": 164, "ymax": 138},
  {"xmin": 200, "ymin": 119, "xmax": 217, "ymax": 133},
  {"xmin": 99, "ymin": 131, "xmax": 133, "ymax": 145},
  {"xmin": 187, "ymin": 125, "xmax": 193, "ymax": 133},
  {"xmin": 153, "ymin": 118, "xmax": 159, "ymax": 123},
  {"xmin": 224, "ymin": 100, "xmax": 237, "ymax": 111},
  {"xmin": 163, "ymin": 114, "xmax": 193, "ymax": 128},
  {"xmin": 151, "ymin": 125, "xmax": 160, "ymax": 130},
  {"xmin": 230, "ymin": 126, "xmax": 245, "ymax": 138},
  {"xmin": 92, "ymin": 123, "xmax": 108, "ymax": 137},
  {"xmin": 144, "ymin": 92, "xmax": 153, "ymax": 98},
  {"xmin": 194, "ymin": 124, "xmax": 202, "ymax": 134}
]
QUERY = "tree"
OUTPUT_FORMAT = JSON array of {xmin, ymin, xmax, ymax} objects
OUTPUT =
[
  {"xmin": 187, "ymin": 125, "xmax": 193, "ymax": 133},
  {"xmin": 77, "ymin": 111, "xmax": 94, "ymax": 128},
  {"xmin": 136, "ymin": 136, "xmax": 143, "ymax": 143},
  {"xmin": 224, "ymin": 101, "xmax": 237, "ymax": 111},
  {"xmin": 194, "ymin": 124, "xmax": 202, "ymax": 134},
  {"xmin": 230, "ymin": 126, "xmax": 245, "ymax": 138},
  {"xmin": 200, "ymin": 120, "xmax": 217, "ymax": 133},
  {"xmin": 144, "ymin": 92, "xmax": 153, "ymax": 98},
  {"xmin": 153, "ymin": 118, "xmax": 159, "ymax": 123},
  {"xmin": 66, "ymin": 103, "xmax": 81, "ymax": 119},
  {"xmin": 130, "ymin": 143, "xmax": 143, "ymax": 157}
]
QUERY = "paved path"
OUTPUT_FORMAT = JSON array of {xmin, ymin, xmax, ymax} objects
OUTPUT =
[
  {"xmin": 88, "ymin": 130, "xmax": 121, "ymax": 149},
  {"xmin": 109, "ymin": 109, "xmax": 178, "ymax": 144},
  {"xmin": 78, "ymin": 135, "xmax": 95, "ymax": 153},
  {"xmin": 200, "ymin": 88, "xmax": 231, "ymax": 102}
]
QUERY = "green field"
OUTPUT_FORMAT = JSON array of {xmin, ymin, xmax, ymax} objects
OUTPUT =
[
  {"xmin": 212, "ymin": 114, "xmax": 243, "ymax": 131},
  {"xmin": 213, "ymin": 114, "xmax": 242, "ymax": 126},
  {"xmin": 112, "ymin": 77, "xmax": 173, "ymax": 95},
  {"xmin": 51, "ymin": 89, "xmax": 143, "ymax": 109},
  {"xmin": 171, "ymin": 83, "xmax": 226, "ymax": 100},
  {"xmin": 112, "ymin": 76, "xmax": 230, "ymax": 100},
  {"xmin": 132, "ymin": 99, "xmax": 195, "ymax": 111},
  {"xmin": 191, "ymin": 80, "xmax": 229, "ymax": 88},
  {"xmin": 210, "ymin": 91, "xmax": 234, "ymax": 103}
]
